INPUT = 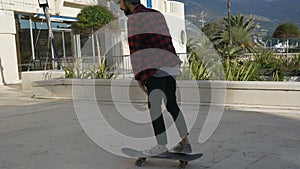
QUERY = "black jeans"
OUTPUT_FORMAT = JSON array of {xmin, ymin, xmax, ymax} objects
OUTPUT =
[{"xmin": 144, "ymin": 76, "xmax": 188, "ymax": 145}]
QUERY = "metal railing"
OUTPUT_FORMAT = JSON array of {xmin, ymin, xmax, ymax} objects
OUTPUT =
[
  {"xmin": 139, "ymin": 0, "xmax": 184, "ymax": 18},
  {"xmin": 166, "ymin": 1, "xmax": 184, "ymax": 18},
  {"xmin": 20, "ymin": 53, "xmax": 189, "ymax": 78},
  {"xmin": 242, "ymin": 53, "xmax": 300, "ymax": 62},
  {"xmin": 151, "ymin": 0, "xmax": 166, "ymax": 12}
]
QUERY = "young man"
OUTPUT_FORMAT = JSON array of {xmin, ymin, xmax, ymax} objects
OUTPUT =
[{"xmin": 118, "ymin": 0, "xmax": 192, "ymax": 155}]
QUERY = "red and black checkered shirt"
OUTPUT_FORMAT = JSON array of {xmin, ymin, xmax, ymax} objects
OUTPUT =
[{"xmin": 127, "ymin": 4, "xmax": 182, "ymax": 81}]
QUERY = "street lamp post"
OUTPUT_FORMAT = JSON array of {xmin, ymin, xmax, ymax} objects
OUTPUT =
[{"xmin": 38, "ymin": 0, "xmax": 62, "ymax": 70}]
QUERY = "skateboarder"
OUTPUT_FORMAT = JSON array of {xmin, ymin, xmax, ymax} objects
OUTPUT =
[{"xmin": 118, "ymin": 0, "xmax": 192, "ymax": 155}]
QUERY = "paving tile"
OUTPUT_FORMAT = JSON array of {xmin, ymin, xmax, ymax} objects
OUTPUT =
[{"xmin": 1, "ymin": 84, "xmax": 300, "ymax": 169}]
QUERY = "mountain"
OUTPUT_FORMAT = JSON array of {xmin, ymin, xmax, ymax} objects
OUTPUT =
[{"xmin": 177, "ymin": 0, "xmax": 300, "ymax": 35}]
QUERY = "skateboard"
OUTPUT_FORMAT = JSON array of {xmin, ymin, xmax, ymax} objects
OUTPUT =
[{"xmin": 121, "ymin": 147, "xmax": 203, "ymax": 169}]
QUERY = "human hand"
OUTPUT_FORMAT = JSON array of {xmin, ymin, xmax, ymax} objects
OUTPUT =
[{"xmin": 137, "ymin": 80, "xmax": 149, "ymax": 95}]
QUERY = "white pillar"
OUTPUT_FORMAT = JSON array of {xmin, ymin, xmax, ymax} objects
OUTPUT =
[
  {"xmin": 0, "ymin": 10, "xmax": 20, "ymax": 84},
  {"xmin": 29, "ymin": 17, "xmax": 35, "ymax": 60}
]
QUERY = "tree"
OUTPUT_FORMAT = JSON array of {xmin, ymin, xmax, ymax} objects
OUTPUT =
[
  {"xmin": 72, "ymin": 5, "xmax": 114, "ymax": 34},
  {"xmin": 211, "ymin": 14, "xmax": 261, "ymax": 54},
  {"xmin": 273, "ymin": 22, "xmax": 300, "ymax": 57},
  {"xmin": 72, "ymin": 5, "xmax": 115, "ymax": 65},
  {"xmin": 202, "ymin": 22, "xmax": 219, "ymax": 38},
  {"xmin": 273, "ymin": 22, "xmax": 300, "ymax": 39},
  {"xmin": 202, "ymin": 14, "xmax": 262, "ymax": 81},
  {"xmin": 227, "ymin": 0, "xmax": 232, "ymax": 45}
]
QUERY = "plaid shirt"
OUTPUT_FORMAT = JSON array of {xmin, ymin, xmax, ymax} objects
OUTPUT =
[{"xmin": 127, "ymin": 5, "xmax": 182, "ymax": 81}]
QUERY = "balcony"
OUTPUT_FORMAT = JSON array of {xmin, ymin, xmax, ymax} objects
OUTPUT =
[
  {"xmin": 166, "ymin": 1, "xmax": 184, "ymax": 18},
  {"xmin": 140, "ymin": 0, "xmax": 184, "ymax": 18},
  {"xmin": 63, "ymin": 0, "xmax": 97, "ymax": 9}
]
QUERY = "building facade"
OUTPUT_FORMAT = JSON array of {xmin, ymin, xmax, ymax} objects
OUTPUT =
[{"xmin": 0, "ymin": 0, "xmax": 186, "ymax": 84}]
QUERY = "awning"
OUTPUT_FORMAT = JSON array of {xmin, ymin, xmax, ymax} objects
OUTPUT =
[{"xmin": 37, "ymin": 14, "xmax": 78, "ymax": 22}]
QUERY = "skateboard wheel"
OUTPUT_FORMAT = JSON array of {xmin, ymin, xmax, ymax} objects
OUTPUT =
[
  {"xmin": 140, "ymin": 158, "xmax": 146, "ymax": 162},
  {"xmin": 135, "ymin": 159, "xmax": 144, "ymax": 166},
  {"xmin": 179, "ymin": 160, "xmax": 188, "ymax": 169}
]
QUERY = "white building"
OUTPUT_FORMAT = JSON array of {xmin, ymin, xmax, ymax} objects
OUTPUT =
[{"xmin": 0, "ymin": 0, "xmax": 186, "ymax": 84}]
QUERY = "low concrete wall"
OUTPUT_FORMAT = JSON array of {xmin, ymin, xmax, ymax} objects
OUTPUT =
[
  {"xmin": 225, "ymin": 81, "xmax": 300, "ymax": 112},
  {"xmin": 31, "ymin": 79, "xmax": 300, "ymax": 112},
  {"xmin": 21, "ymin": 70, "xmax": 65, "ymax": 92}
]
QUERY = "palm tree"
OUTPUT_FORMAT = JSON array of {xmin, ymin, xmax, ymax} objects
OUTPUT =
[
  {"xmin": 227, "ymin": 0, "xmax": 232, "ymax": 45},
  {"xmin": 211, "ymin": 14, "xmax": 260, "ymax": 54}
]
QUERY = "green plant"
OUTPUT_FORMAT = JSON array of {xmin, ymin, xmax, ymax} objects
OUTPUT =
[
  {"xmin": 63, "ymin": 60, "xmax": 89, "ymax": 79},
  {"xmin": 63, "ymin": 57, "xmax": 114, "ymax": 79},
  {"xmin": 95, "ymin": 56, "xmax": 114, "ymax": 79},
  {"xmin": 63, "ymin": 67, "xmax": 73, "ymax": 78},
  {"xmin": 253, "ymin": 50, "xmax": 287, "ymax": 81},
  {"xmin": 214, "ymin": 45, "xmax": 258, "ymax": 81},
  {"xmin": 210, "ymin": 14, "xmax": 262, "ymax": 54},
  {"xmin": 177, "ymin": 62, "xmax": 193, "ymax": 80},
  {"xmin": 287, "ymin": 54, "xmax": 300, "ymax": 76},
  {"xmin": 217, "ymin": 45, "xmax": 241, "ymax": 59},
  {"xmin": 72, "ymin": 5, "xmax": 115, "ymax": 34},
  {"xmin": 188, "ymin": 51, "xmax": 211, "ymax": 80},
  {"xmin": 185, "ymin": 37, "xmax": 227, "ymax": 80},
  {"xmin": 223, "ymin": 56, "xmax": 258, "ymax": 81}
]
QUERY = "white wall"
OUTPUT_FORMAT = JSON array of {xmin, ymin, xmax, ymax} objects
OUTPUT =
[
  {"xmin": 165, "ymin": 14, "xmax": 187, "ymax": 59},
  {"xmin": 1, "ymin": 0, "xmax": 40, "ymax": 13},
  {"xmin": 31, "ymin": 79, "xmax": 300, "ymax": 112},
  {"xmin": 53, "ymin": 0, "xmax": 97, "ymax": 17},
  {"xmin": 0, "ymin": 10, "xmax": 19, "ymax": 84},
  {"xmin": 161, "ymin": 1, "xmax": 187, "ymax": 61}
]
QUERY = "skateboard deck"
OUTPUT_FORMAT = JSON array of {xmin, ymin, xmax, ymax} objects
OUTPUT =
[{"xmin": 122, "ymin": 147, "xmax": 203, "ymax": 169}]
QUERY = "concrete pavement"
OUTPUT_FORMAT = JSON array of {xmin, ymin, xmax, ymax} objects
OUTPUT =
[{"xmin": 0, "ymin": 84, "xmax": 300, "ymax": 169}]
